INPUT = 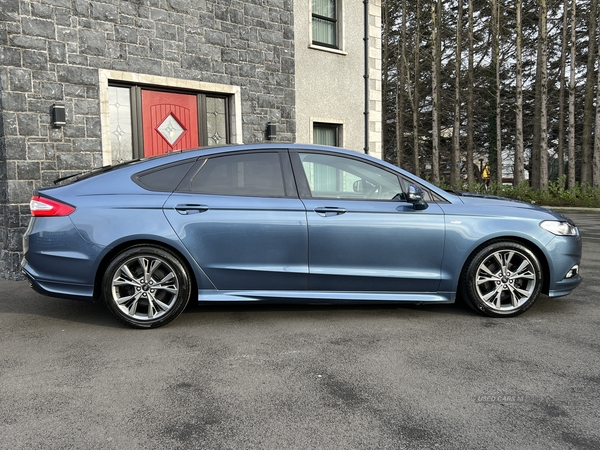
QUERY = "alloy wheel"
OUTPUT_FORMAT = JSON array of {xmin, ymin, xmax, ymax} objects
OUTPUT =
[
  {"xmin": 110, "ymin": 255, "xmax": 181, "ymax": 322},
  {"xmin": 474, "ymin": 248, "xmax": 537, "ymax": 313}
]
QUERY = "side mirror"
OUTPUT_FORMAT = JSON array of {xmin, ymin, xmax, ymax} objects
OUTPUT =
[{"xmin": 406, "ymin": 184, "xmax": 428, "ymax": 210}]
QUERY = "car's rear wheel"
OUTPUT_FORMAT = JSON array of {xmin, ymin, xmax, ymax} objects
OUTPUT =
[
  {"xmin": 102, "ymin": 245, "xmax": 191, "ymax": 328},
  {"xmin": 461, "ymin": 241, "xmax": 542, "ymax": 317}
]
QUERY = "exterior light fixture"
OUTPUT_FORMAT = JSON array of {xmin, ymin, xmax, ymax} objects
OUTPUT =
[
  {"xmin": 52, "ymin": 103, "xmax": 66, "ymax": 127},
  {"xmin": 266, "ymin": 122, "xmax": 276, "ymax": 140}
]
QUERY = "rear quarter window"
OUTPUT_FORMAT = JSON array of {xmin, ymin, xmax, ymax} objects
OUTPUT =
[{"xmin": 133, "ymin": 160, "xmax": 196, "ymax": 192}]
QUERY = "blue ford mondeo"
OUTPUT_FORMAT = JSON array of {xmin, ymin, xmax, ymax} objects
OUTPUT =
[{"xmin": 22, "ymin": 144, "xmax": 582, "ymax": 328}]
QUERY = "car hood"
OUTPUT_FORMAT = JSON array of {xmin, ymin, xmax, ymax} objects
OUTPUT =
[{"xmin": 451, "ymin": 192, "xmax": 571, "ymax": 222}]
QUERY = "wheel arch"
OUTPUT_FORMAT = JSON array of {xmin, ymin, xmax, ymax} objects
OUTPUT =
[
  {"xmin": 92, "ymin": 239, "xmax": 198, "ymax": 302},
  {"xmin": 458, "ymin": 236, "xmax": 551, "ymax": 296}
]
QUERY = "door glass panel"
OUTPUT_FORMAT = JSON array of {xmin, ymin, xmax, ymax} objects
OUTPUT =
[
  {"xmin": 299, "ymin": 153, "xmax": 402, "ymax": 200},
  {"xmin": 206, "ymin": 97, "xmax": 227, "ymax": 146},
  {"xmin": 190, "ymin": 152, "xmax": 285, "ymax": 197},
  {"xmin": 157, "ymin": 114, "xmax": 185, "ymax": 146},
  {"xmin": 108, "ymin": 86, "xmax": 133, "ymax": 164}
]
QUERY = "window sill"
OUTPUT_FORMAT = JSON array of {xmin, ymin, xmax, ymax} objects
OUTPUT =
[{"xmin": 309, "ymin": 44, "xmax": 347, "ymax": 56}]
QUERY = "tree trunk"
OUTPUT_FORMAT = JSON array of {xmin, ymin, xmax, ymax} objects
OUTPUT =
[
  {"xmin": 431, "ymin": 0, "xmax": 441, "ymax": 184},
  {"xmin": 514, "ymin": 0, "xmax": 526, "ymax": 186},
  {"xmin": 594, "ymin": 18, "xmax": 600, "ymax": 187},
  {"xmin": 467, "ymin": 0, "xmax": 475, "ymax": 185},
  {"xmin": 539, "ymin": 0, "xmax": 549, "ymax": 190},
  {"xmin": 581, "ymin": 0, "xmax": 598, "ymax": 185},
  {"xmin": 491, "ymin": 0, "xmax": 502, "ymax": 184},
  {"xmin": 557, "ymin": 0, "xmax": 568, "ymax": 181},
  {"xmin": 413, "ymin": 0, "xmax": 421, "ymax": 177},
  {"xmin": 382, "ymin": 3, "xmax": 389, "ymax": 161},
  {"xmin": 568, "ymin": 0, "xmax": 577, "ymax": 188},
  {"xmin": 451, "ymin": 0, "xmax": 463, "ymax": 187},
  {"xmin": 396, "ymin": 0, "xmax": 407, "ymax": 169},
  {"xmin": 531, "ymin": 2, "xmax": 543, "ymax": 190}
]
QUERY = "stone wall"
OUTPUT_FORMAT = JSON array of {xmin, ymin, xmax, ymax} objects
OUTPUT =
[{"xmin": 0, "ymin": 0, "xmax": 296, "ymax": 278}]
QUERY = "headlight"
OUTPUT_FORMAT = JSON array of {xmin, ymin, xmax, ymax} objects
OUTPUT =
[{"xmin": 540, "ymin": 220, "xmax": 578, "ymax": 236}]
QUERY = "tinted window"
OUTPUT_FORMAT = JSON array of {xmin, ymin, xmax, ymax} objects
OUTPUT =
[
  {"xmin": 298, "ymin": 153, "xmax": 402, "ymax": 200},
  {"xmin": 190, "ymin": 152, "xmax": 286, "ymax": 197},
  {"xmin": 134, "ymin": 161, "xmax": 195, "ymax": 192}
]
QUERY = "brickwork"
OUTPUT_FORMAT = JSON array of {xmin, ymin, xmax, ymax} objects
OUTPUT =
[{"xmin": 0, "ymin": 0, "xmax": 296, "ymax": 278}]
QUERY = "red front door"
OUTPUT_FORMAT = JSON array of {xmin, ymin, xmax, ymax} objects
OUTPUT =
[{"xmin": 141, "ymin": 90, "xmax": 199, "ymax": 157}]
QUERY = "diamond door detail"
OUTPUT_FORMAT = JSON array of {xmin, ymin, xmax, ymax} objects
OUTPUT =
[{"xmin": 142, "ymin": 90, "xmax": 199, "ymax": 156}]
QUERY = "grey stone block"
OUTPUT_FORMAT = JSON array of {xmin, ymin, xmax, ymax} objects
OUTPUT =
[
  {"xmin": 10, "ymin": 35, "xmax": 47, "ymax": 50},
  {"xmin": 79, "ymin": 29, "xmax": 107, "ymax": 56},
  {"xmin": 2, "ymin": 93, "xmax": 28, "ymax": 112},
  {"xmin": 0, "ymin": 47, "xmax": 21, "ymax": 67},
  {"xmin": 90, "ymin": 1, "xmax": 119, "ymax": 22},
  {"xmin": 48, "ymin": 41, "xmax": 67, "ymax": 63},
  {"xmin": 56, "ymin": 65, "xmax": 98, "ymax": 85},
  {"xmin": 21, "ymin": 17, "xmax": 56, "ymax": 39},
  {"xmin": 16, "ymin": 114, "xmax": 40, "ymax": 137},
  {"xmin": 0, "ymin": 0, "xmax": 20, "ymax": 21},
  {"xmin": 7, "ymin": 180, "xmax": 35, "ymax": 204},
  {"xmin": 8, "ymin": 69, "xmax": 32, "ymax": 92},
  {"xmin": 22, "ymin": 50, "xmax": 49, "ymax": 71},
  {"xmin": 115, "ymin": 25, "xmax": 138, "ymax": 44},
  {"xmin": 17, "ymin": 162, "xmax": 41, "ymax": 180}
]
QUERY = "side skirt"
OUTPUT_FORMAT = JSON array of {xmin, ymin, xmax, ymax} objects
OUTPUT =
[{"xmin": 197, "ymin": 290, "xmax": 456, "ymax": 304}]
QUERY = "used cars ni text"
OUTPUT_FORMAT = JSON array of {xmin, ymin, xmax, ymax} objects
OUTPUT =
[{"xmin": 22, "ymin": 144, "xmax": 582, "ymax": 328}]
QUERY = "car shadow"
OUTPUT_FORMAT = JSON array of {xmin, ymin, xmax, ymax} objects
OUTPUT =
[
  {"xmin": 181, "ymin": 298, "xmax": 481, "ymax": 319},
  {"xmin": 2, "ymin": 278, "xmax": 570, "ymax": 329}
]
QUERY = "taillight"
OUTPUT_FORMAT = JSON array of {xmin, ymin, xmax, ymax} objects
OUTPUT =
[{"xmin": 30, "ymin": 196, "xmax": 75, "ymax": 217}]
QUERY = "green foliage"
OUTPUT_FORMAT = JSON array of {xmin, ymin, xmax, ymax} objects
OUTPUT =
[{"xmin": 436, "ymin": 176, "xmax": 600, "ymax": 208}]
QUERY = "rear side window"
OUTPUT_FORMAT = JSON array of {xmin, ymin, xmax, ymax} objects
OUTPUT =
[
  {"xmin": 190, "ymin": 152, "xmax": 286, "ymax": 197},
  {"xmin": 134, "ymin": 160, "xmax": 196, "ymax": 192}
]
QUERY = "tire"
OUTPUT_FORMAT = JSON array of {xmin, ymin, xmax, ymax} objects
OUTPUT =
[
  {"xmin": 460, "ymin": 241, "xmax": 543, "ymax": 318},
  {"xmin": 102, "ymin": 245, "xmax": 191, "ymax": 328}
]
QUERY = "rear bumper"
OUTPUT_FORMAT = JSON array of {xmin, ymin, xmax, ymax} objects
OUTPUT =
[{"xmin": 21, "ymin": 259, "xmax": 95, "ymax": 302}]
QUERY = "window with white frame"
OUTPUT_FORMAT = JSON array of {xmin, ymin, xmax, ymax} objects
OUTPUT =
[
  {"xmin": 312, "ymin": 0, "xmax": 338, "ymax": 48},
  {"xmin": 313, "ymin": 122, "xmax": 341, "ymax": 147}
]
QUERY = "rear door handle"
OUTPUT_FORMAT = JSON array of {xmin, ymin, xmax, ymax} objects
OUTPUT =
[
  {"xmin": 174, "ymin": 204, "xmax": 209, "ymax": 215},
  {"xmin": 314, "ymin": 207, "xmax": 347, "ymax": 217}
]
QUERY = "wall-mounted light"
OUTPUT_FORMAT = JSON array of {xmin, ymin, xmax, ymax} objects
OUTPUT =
[
  {"xmin": 52, "ymin": 103, "xmax": 66, "ymax": 127},
  {"xmin": 266, "ymin": 122, "xmax": 276, "ymax": 140}
]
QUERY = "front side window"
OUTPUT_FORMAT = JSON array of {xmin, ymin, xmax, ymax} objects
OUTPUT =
[
  {"xmin": 312, "ymin": 0, "xmax": 338, "ymax": 48},
  {"xmin": 298, "ymin": 153, "xmax": 402, "ymax": 200},
  {"xmin": 190, "ymin": 152, "xmax": 286, "ymax": 197}
]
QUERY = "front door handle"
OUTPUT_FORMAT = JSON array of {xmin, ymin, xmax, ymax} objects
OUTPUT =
[
  {"xmin": 174, "ymin": 204, "xmax": 209, "ymax": 215},
  {"xmin": 314, "ymin": 207, "xmax": 347, "ymax": 217}
]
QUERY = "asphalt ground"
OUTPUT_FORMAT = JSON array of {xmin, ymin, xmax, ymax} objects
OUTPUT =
[{"xmin": 0, "ymin": 212, "xmax": 599, "ymax": 449}]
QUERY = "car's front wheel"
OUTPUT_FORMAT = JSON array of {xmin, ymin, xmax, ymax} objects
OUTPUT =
[
  {"xmin": 461, "ymin": 241, "xmax": 543, "ymax": 317},
  {"xmin": 102, "ymin": 245, "xmax": 191, "ymax": 328}
]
